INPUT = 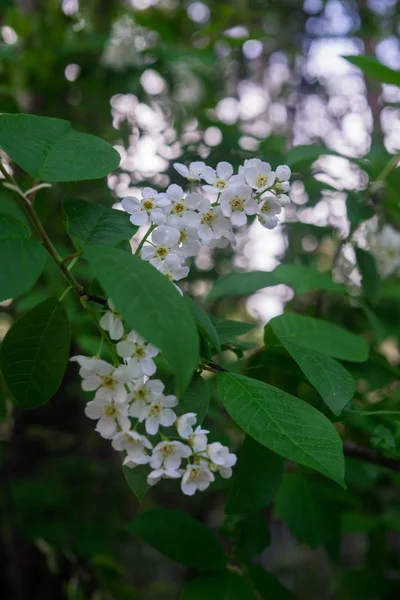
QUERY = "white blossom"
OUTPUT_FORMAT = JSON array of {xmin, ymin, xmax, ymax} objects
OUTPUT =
[
  {"xmin": 129, "ymin": 379, "xmax": 165, "ymax": 420},
  {"xmin": 147, "ymin": 466, "xmax": 183, "ymax": 486},
  {"xmin": 258, "ymin": 194, "xmax": 282, "ymax": 229},
  {"xmin": 141, "ymin": 225, "xmax": 185, "ymax": 266},
  {"xmin": 197, "ymin": 199, "xmax": 235, "ymax": 245},
  {"xmin": 173, "ymin": 161, "xmax": 206, "ymax": 182},
  {"xmin": 99, "ymin": 299, "xmax": 124, "ymax": 340},
  {"xmin": 181, "ymin": 463, "xmax": 215, "ymax": 496},
  {"xmin": 367, "ymin": 223, "xmax": 400, "ymax": 277},
  {"xmin": 122, "ymin": 188, "xmax": 171, "ymax": 226},
  {"xmin": 116, "ymin": 331, "xmax": 159, "ymax": 377},
  {"xmin": 166, "ymin": 215, "xmax": 201, "ymax": 256},
  {"xmin": 84, "ymin": 397, "xmax": 130, "ymax": 439},
  {"xmin": 112, "ymin": 429, "xmax": 152, "ymax": 465},
  {"xmin": 78, "ymin": 359, "xmax": 132, "ymax": 405},
  {"xmin": 202, "ymin": 161, "xmax": 234, "ymax": 193},
  {"xmin": 150, "ymin": 440, "xmax": 192, "ymax": 470},
  {"xmin": 220, "ymin": 184, "xmax": 258, "ymax": 227},
  {"xmin": 163, "ymin": 185, "xmax": 202, "ymax": 227},
  {"xmin": 176, "ymin": 412, "xmax": 197, "ymax": 438},
  {"xmin": 244, "ymin": 160, "xmax": 276, "ymax": 192},
  {"xmin": 156, "ymin": 253, "xmax": 190, "ymax": 283}
]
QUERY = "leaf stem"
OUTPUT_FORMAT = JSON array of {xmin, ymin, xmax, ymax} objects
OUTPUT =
[{"xmin": 134, "ymin": 223, "xmax": 157, "ymax": 256}]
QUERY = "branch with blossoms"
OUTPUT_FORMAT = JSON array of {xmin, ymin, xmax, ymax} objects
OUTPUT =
[{"xmin": 69, "ymin": 158, "xmax": 292, "ymax": 495}]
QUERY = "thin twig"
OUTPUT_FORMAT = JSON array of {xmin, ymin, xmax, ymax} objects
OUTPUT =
[{"xmin": 343, "ymin": 442, "xmax": 400, "ymax": 471}]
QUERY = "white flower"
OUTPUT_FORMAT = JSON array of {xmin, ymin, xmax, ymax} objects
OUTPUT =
[
  {"xmin": 99, "ymin": 299, "xmax": 124, "ymax": 340},
  {"xmin": 141, "ymin": 225, "xmax": 185, "ymax": 265},
  {"xmin": 112, "ymin": 430, "xmax": 152, "ymax": 465},
  {"xmin": 147, "ymin": 466, "xmax": 183, "ymax": 486},
  {"xmin": 276, "ymin": 164, "xmax": 291, "ymax": 182},
  {"xmin": 258, "ymin": 194, "xmax": 282, "ymax": 229},
  {"xmin": 197, "ymin": 199, "xmax": 235, "ymax": 245},
  {"xmin": 176, "ymin": 412, "xmax": 197, "ymax": 438},
  {"xmin": 239, "ymin": 158, "xmax": 262, "ymax": 174},
  {"xmin": 181, "ymin": 463, "xmax": 215, "ymax": 496},
  {"xmin": 205, "ymin": 442, "xmax": 237, "ymax": 468},
  {"xmin": 156, "ymin": 253, "xmax": 190, "ymax": 283},
  {"xmin": 173, "ymin": 161, "xmax": 206, "ymax": 182},
  {"xmin": 70, "ymin": 355, "xmax": 111, "ymax": 378},
  {"xmin": 129, "ymin": 379, "xmax": 165, "ymax": 420},
  {"xmin": 166, "ymin": 214, "xmax": 201, "ymax": 257},
  {"xmin": 202, "ymin": 161, "xmax": 234, "ymax": 193},
  {"xmin": 220, "ymin": 184, "xmax": 258, "ymax": 227},
  {"xmin": 78, "ymin": 359, "xmax": 132, "ymax": 405},
  {"xmin": 176, "ymin": 413, "xmax": 209, "ymax": 452},
  {"xmin": 164, "ymin": 185, "xmax": 202, "ymax": 227},
  {"xmin": 116, "ymin": 331, "xmax": 159, "ymax": 377},
  {"xmin": 130, "ymin": 392, "xmax": 178, "ymax": 435},
  {"xmin": 150, "ymin": 441, "xmax": 192, "ymax": 470},
  {"xmin": 244, "ymin": 161, "xmax": 276, "ymax": 192},
  {"xmin": 84, "ymin": 397, "xmax": 130, "ymax": 439},
  {"xmin": 122, "ymin": 188, "xmax": 171, "ymax": 226}
]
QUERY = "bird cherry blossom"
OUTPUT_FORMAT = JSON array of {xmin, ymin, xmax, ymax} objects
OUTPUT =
[
  {"xmin": 258, "ymin": 194, "xmax": 282, "ymax": 229},
  {"xmin": 112, "ymin": 429, "xmax": 153, "ymax": 465},
  {"xmin": 244, "ymin": 160, "xmax": 276, "ymax": 193},
  {"xmin": 173, "ymin": 161, "xmax": 206, "ymax": 182},
  {"xmin": 116, "ymin": 331, "xmax": 159, "ymax": 377},
  {"xmin": 181, "ymin": 463, "xmax": 215, "ymax": 496},
  {"xmin": 99, "ymin": 299, "xmax": 124, "ymax": 340},
  {"xmin": 141, "ymin": 225, "xmax": 185, "ymax": 267},
  {"xmin": 220, "ymin": 184, "xmax": 258, "ymax": 227},
  {"xmin": 84, "ymin": 397, "xmax": 130, "ymax": 439},
  {"xmin": 122, "ymin": 188, "xmax": 171, "ymax": 226},
  {"xmin": 202, "ymin": 161, "xmax": 235, "ymax": 193},
  {"xmin": 150, "ymin": 440, "xmax": 192, "ymax": 470}
]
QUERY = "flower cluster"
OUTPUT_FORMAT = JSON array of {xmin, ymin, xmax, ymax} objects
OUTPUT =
[
  {"xmin": 72, "ymin": 159, "xmax": 291, "ymax": 496},
  {"xmin": 122, "ymin": 159, "xmax": 291, "ymax": 286},
  {"xmin": 71, "ymin": 301, "xmax": 236, "ymax": 496}
]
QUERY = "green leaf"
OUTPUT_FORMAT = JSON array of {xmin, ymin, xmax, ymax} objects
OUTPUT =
[
  {"xmin": 269, "ymin": 313, "xmax": 369, "ymax": 363},
  {"xmin": 275, "ymin": 473, "xmax": 343, "ymax": 549},
  {"xmin": 0, "ymin": 214, "xmax": 47, "ymax": 302},
  {"xmin": 63, "ymin": 198, "xmax": 136, "ymax": 250},
  {"xmin": 343, "ymin": 55, "xmax": 400, "ymax": 86},
  {"xmin": 122, "ymin": 465, "xmax": 150, "ymax": 504},
  {"xmin": 218, "ymin": 373, "xmax": 345, "ymax": 486},
  {"xmin": 226, "ymin": 436, "xmax": 284, "ymax": 514},
  {"xmin": 84, "ymin": 246, "xmax": 199, "ymax": 393},
  {"xmin": 234, "ymin": 512, "xmax": 270, "ymax": 560},
  {"xmin": 346, "ymin": 192, "xmax": 374, "ymax": 232},
  {"xmin": 0, "ymin": 298, "xmax": 70, "ymax": 408},
  {"xmin": 178, "ymin": 375, "xmax": 210, "ymax": 423},
  {"xmin": 127, "ymin": 509, "xmax": 226, "ymax": 571},
  {"xmin": 0, "ymin": 114, "xmax": 120, "ymax": 182},
  {"xmin": 180, "ymin": 573, "xmax": 256, "ymax": 600},
  {"xmin": 355, "ymin": 247, "xmax": 381, "ymax": 305},
  {"xmin": 208, "ymin": 315, "xmax": 256, "ymax": 345},
  {"xmin": 277, "ymin": 341, "xmax": 355, "ymax": 415},
  {"xmin": 247, "ymin": 564, "xmax": 294, "ymax": 600},
  {"xmin": 286, "ymin": 145, "xmax": 342, "ymax": 167},
  {"xmin": 207, "ymin": 264, "xmax": 344, "ymax": 301},
  {"xmin": 184, "ymin": 296, "xmax": 221, "ymax": 353}
]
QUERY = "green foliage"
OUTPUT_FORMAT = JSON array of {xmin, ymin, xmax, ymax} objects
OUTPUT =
[
  {"xmin": 122, "ymin": 464, "xmax": 150, "ymax": 504},
  {"xmin": 84, "ymin": 246, "xmax": 199, "ymax": 393},
  {"xmin": 63, "ymin": 197, "xmax": 136, "ymax": 250},
  {"xmin": 0, "ymin": 214, "xmax": 47, "ymax": 302},
  {"xmin": 185, "ymin": 296, "xmax": 221, "ymax": 353},
  {"xmin": 207, "ymin": 264, "xmax": 344, "ymax": 300},
  {"xmin": 0, "ymin": 298, "xmax": 70, "ymax": 408},
  {"xmin": 272, "ymin": 339, "xmax": 355, "ymax": 415},
  {"xmin": 247, "ymin": 564, "xmax": 295, "ymax": 599},
  {"xmin": 0, "ymin": 114, "xmax": 120, "ymax": 181},
  {"xmin": 343, "ymin": 55, "xmax": 400, "ymax": 86},
  {"xmin": 226, "ymin": 436, "xmax": 284, "ymax": 514},
  {"xmin": 269, "ymin": 313, "xmax": 369, "ymax": 362},
  {"xmin": 355, "ymin": 247, "xmax": 381, "ymax": 304},
  {"xmin": 218, "ymin": 372, "xmax": 345, "ymax": 486},
  {"xmin": 128, "ymin": 509, "xmax": 226, "ymax": 571},
  {"xmin": 233, "ymin": 512, "xmax": 270, "ymax": 560},
  {"xmin": 180, "ymin": 572, "xmax": 256, "ymax": 599},
  {"xmin": 178, "ymin": 375, "xmax": 210, "ymax": 423},
  {"xmin": 208, "ymin": 315, "xmax": 255, "ymax": 345},
  {"xmin": 276, "ymin": 473, "xmax": 345, "ymax": 548}
]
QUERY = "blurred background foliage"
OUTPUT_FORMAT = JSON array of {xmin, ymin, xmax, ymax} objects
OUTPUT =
[{"xmin": 1, "ymin": 0, "xmax": 400, "ymax": 598}]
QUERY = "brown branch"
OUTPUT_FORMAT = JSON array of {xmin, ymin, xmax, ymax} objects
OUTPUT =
[{"xmin": 343, "ymin": 442, "xmax": 400, "ymax": 471}]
